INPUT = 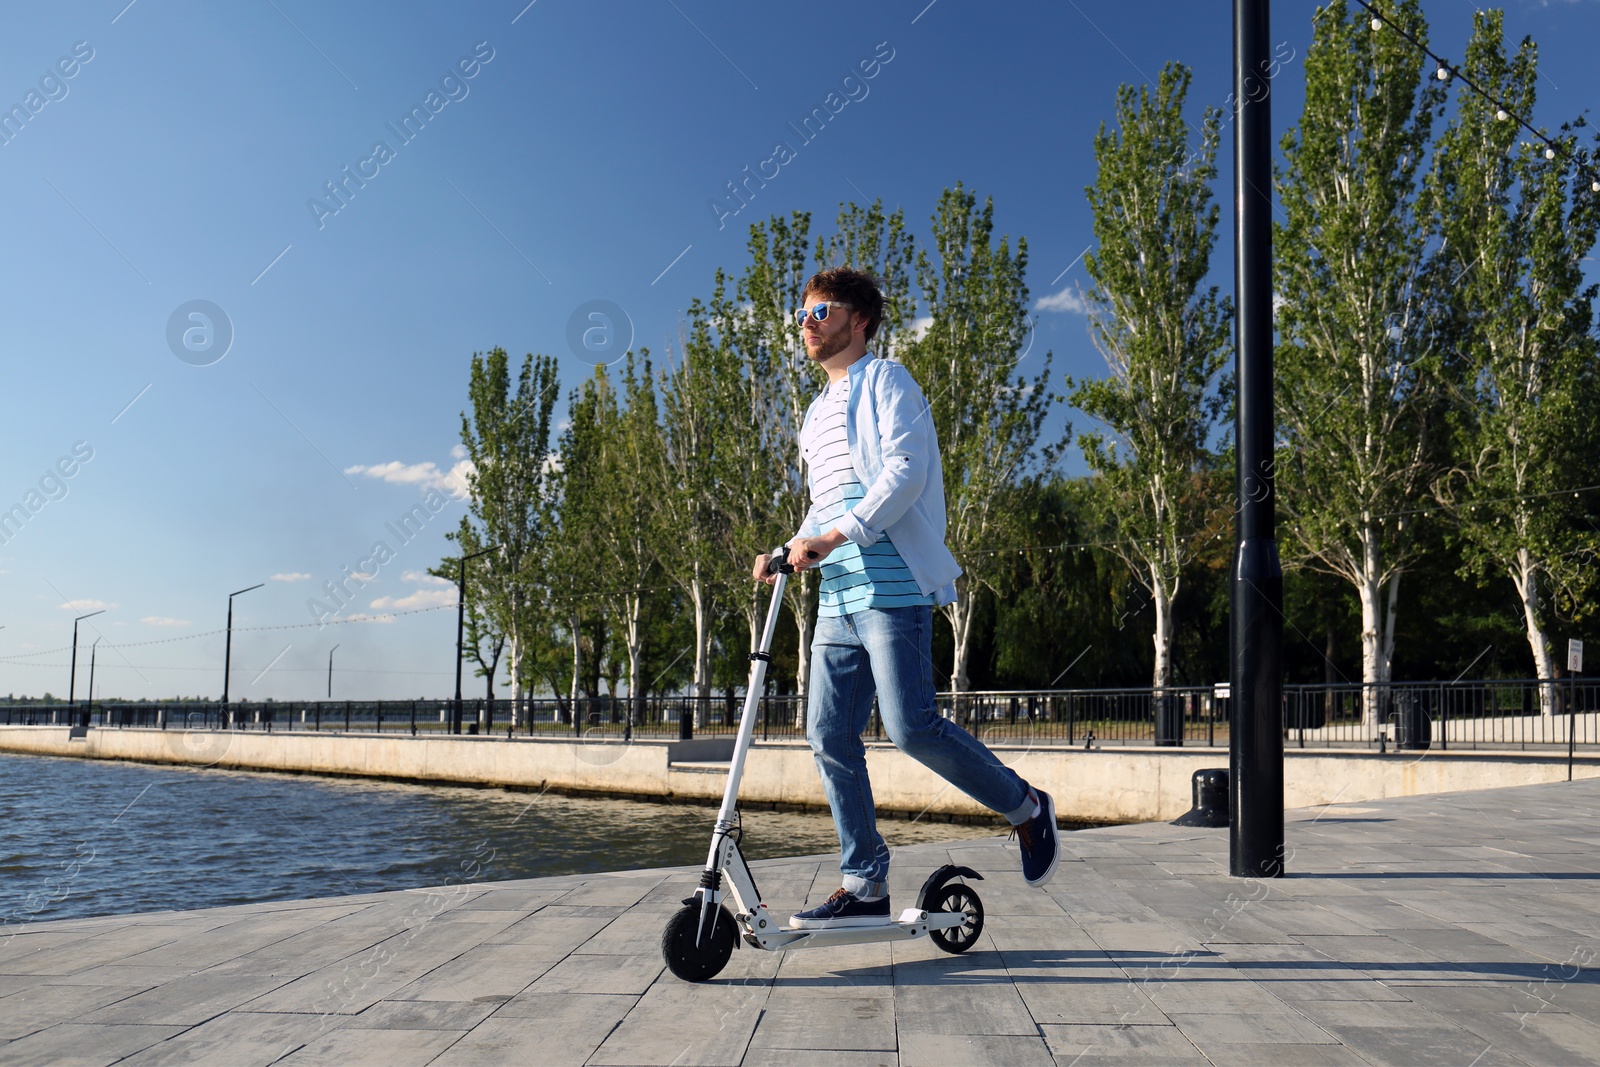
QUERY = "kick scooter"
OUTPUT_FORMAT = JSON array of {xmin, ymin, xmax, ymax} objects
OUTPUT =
[{"xmin": 661, "ymin": 548, "xmax": 985, "ymax": 982}]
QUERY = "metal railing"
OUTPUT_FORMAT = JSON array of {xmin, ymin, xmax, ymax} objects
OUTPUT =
[{"xmin": 2, "ymin": 677, "xmax": 1595, "ymax": 751}]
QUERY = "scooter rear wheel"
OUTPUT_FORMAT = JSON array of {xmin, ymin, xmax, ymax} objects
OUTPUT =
[
  {"xmin": 927, "ymin": 882, "xmax": 984, "ymax": 954},
  {"xmin": 662, "ymin": 903, "xmax": 737, "ymax": 981}
]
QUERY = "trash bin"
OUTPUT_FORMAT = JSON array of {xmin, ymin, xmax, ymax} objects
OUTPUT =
[
  {"xmin": 1286, "ymin": 692, "xmax": 1326, "ymax": 730},
  {"xmin": 1390, "ymin": 692, "xmax": 1431, "ymax": 751},
  {"xmin": 1155, "ymin": 692, "xmax": 1184, "ymax": 747}
]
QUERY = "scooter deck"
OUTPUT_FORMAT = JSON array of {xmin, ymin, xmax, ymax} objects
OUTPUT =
[{"xmin": 746, "ymin": 908, "xmax": 967, "ymax": 951}]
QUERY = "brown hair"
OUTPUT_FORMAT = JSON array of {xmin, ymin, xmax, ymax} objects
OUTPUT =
[{"xmin": 803, "ymin": 267, "xmax": 886, "ymax": 343}]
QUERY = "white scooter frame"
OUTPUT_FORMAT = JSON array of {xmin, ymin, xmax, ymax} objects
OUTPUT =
[{"xmin": 661, "ymin": 549, "xmax": 985, "ymax": 982}]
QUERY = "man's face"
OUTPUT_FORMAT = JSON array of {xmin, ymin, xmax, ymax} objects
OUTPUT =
[{"xmin": 800, "ymin": 292, "xmax": 860, "ymax": 362}]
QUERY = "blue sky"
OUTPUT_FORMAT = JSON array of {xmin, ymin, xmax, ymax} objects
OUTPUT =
[{"xmin": 2, "ymin": 0, "xmax": 1596, "ymax": 702}]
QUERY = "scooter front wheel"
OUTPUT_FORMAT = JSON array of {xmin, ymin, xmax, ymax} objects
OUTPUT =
[
  {"xmin": 662, "ymin": 903, "xmax": 737, "ymax": 981},
  {"xmin": 927, "ymin": 882, "xmax": 984, "ymax": 954}
]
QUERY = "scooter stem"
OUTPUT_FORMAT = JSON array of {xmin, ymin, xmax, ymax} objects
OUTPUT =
[{"xmin": 711, "ymin": 567, "xmax": 788, "ymax": 834}]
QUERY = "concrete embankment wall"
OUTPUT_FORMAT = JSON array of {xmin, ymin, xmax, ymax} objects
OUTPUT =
[{"xmin": 1, "ymin": 725, "xmax": 1597, "ymax": 824}]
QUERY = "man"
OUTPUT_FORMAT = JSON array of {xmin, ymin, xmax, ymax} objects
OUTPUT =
[{"xmin": 753, "ymin": 267, "xmax": 1059, "ymax": 929}]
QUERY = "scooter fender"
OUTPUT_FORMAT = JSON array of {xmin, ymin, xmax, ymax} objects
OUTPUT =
[{"xmin": 914, "ymin": 864, "xmax": 984, "ymax": 911}]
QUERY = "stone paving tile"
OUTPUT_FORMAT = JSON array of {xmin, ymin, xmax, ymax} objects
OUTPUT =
[
  {"xmin": 746, "ymin": 990, "xmax": 895, "ymax": 1051},
  {"xmin": 0, "ymin": 1023, "xmax": 187, "ymax": 1067},
  {"xmin": 0, "ymin": 925, "xmax": 191, "ymax": 977},
  {"xmin": 899, "ymin": 1031, "xmax": 1056, "ymax": 1066},
  {"xmin": 274, "ymin": 1024, "xmax": 466, "ymax": 1066},
  {"xmin": 115, "ymin": 1011, "xmax": 324, "ymax": 1067},
  {"xmin": 589, "ymin": 979, "xmax": 769, "ymax": 1066},
  {"xmin": 79, "ymin": 972, "xmax": 296, "ymax": 1026},
  {"xmin": 549, "ymin": 873, "xmax": 666, "ymax": 909},
  {"xmin": 1166, "ymin": 1010, "xmax": 1337, "ymax": 1045},
  {"xmin": 384, "ymin": 943, "xmax": 563, "ymax": 1001},
  {"xmin": 1013, "ymin": 977, "xmax": 1168, "ymax": 1026},
  {"xmin": 739, "ymin": 1049, "xmax": 896, "ymax": 1066},
  {"xmin": 338, "ymin": 997, "xmax": 503, "ymax": 1029},
  {"xmin": 1038, "ymin": 1022, "xmax": 1207, "ymax": 1065},
  {"xmin": 1188, "ymin": 1041, "xmax": 1371, "ymax": 1065},
  {"xmin": 238, "ymin": 920, "xmax": 495, "ymax": 1015},
  {"xmin": 0, "ymin": 980, "xmax": 154, "ymax": 1040},
  {"xmin": 893, "ymin": 968, "xmax": 1039, "ymax": 1036},
  {"xmin": 1326, "ymin": 1024, "xmax": 1529, "ymax": 1066},
  {"xmin": 482, "ymin": 908, "xmax": 616, "ymax": 950},
  {"xmin": 523, "ymin": 949, "xmax": 664, "ymax": 995}
]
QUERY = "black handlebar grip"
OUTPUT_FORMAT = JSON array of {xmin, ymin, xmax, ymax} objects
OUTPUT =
[{"xmin": 766, "ymin": 546, "xmax": 821, "ymax": 575}]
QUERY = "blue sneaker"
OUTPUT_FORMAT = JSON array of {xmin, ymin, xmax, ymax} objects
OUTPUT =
[
  {"xmin": 1013, "ymin": 789, "xmax": 1060, "ymax": 887},
  {"xmin": 789, "ymin": 889, "xmax": 891, "ymax": 929}
]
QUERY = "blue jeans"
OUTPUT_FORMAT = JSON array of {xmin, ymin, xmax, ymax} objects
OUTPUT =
[{"xmin": 806, "ymin": 604, "xmax": 1033, "ymax": 897}]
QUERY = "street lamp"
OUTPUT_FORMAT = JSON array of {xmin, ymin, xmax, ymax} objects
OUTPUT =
[
  {"xmin": 87, "ymin": 638, "xmax": 101, "ymax": 723},
  {"xmin": 68, "ymin": 609, "xmax": 106, "ymax": 726},
  {"xmin": 327, "ymin": 644, "xmax": 339, "ymax": 699},
  {"xmin": 222, "ymin": 583, "xmax": 265, "ymax": 728},
  {"xmin": 453, "ymin": 545, "xmax": 500, "ymax": 735}
]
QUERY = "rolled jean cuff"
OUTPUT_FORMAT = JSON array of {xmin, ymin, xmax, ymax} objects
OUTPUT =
[
  {"xmin": 1003, "ymin": 786, "xmax": 1037, "ymax": 826},
  {"xmin": 842, "ymin": 875, "xmax": 889, "ymax": 899}
]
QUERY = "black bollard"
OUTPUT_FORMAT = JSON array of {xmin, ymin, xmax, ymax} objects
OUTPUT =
[{"xmin": 1173, "ymin": 768, "xmax": 1230, "ymax": 828}]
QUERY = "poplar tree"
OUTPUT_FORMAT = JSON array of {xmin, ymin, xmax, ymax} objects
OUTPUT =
[
  {"xmin": 441, "ymin": 348, "xmax": 560, "ymax": 724},
  {"xmin": 738, "ymin": 212, "xmax": 821, "ymax": 717},
  {"xmin": 1073, "ymin": 62, "xmax": 1230, "ymax": 691},
  {"xmin": 659, "ymin": 295, "xmax": 735, "ymax": 725},
  {"xmin": 1428, "ymin": 11, "xmax": 1600, "ymax": 705},
  {"xmin": 902, "ymin": 184, "xmax": 1057, "ymax": 692},
  {"xmin": 1274, "ymin": 0, "xmax": 1446, "ymax": 724}
]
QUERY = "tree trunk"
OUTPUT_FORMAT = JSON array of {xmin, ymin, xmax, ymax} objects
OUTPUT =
[
  {"xmin": 942, "ymin": 577, "xmax": 976, "ymax": 724},
  {"xmin": 626, "ymin": 592, "xmax": 644, "ymax": 738},
  {"xmin": 566, "ymin": 611, "xmax": 581, "ymax": 728},
  {"xmin": 506, "ymin": 631, "xmax": 523, "ymax": 728},
  {"xmin": 691, "ymin": 566, "xmax": 710, "ymax": 727},
  {"xmin": 1357, "ymin": 529, "xmax": 1385, "ymax": 731},
  {"xmin": 1150, "ymin": 580, "xmax": 1173, "ymax": 691},
  {"xmin": 1512, "ymin": 547, "xmax": 1558, "ymax": 715}
]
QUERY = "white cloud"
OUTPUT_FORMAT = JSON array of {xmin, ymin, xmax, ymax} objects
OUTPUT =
[
  {"xmin": 1036, "ymin": 286, "xmax": 1089, "ymax": 315},
  {"xmin": 344, "ymin": 458, "xmax": 474, "ymax": 500},
  {"xmin": 59, "ymin": 599, "xmax": 115, "ymax": 612},
  {"xmin": 369, "ymin": 588, "xmax": 458, "ymax": 611},
  {"xmin": 271, "ymin": 572, "xmax": 311, "ymax": 583},
  {"xmin": 906, "ymin": 315, "xmax": 934, "ymax": 341},
  {"xmin": 401, "ymin": 570, "xmax": 451, "ymax": 586},
  {"xmin": 450, "ymin": 444, "xmax": 468, "ymax": 460},
  {"xmin": 141, "ymin": 616, "xmax": 191, "ymax": 627}
]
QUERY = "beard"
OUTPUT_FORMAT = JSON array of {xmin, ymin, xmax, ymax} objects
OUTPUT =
[{"xmin": 805, "ymin": 327, "xmax": 853, "ymax": 361}]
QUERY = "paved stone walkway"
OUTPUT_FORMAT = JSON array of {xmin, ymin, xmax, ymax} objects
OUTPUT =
[{"xmin": 5, "ymin": 777, "xmax": 1600, "ymax": 1065}]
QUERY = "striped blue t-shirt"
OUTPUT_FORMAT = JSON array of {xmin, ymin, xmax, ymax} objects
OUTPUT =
[{"xmin": 803, "ymin": 377, "xmax": 935, "ymax": 618}]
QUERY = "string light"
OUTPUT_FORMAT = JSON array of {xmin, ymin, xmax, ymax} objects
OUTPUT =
[{"xmin": 1360, "ymin": 1, "xmax": 1600, "ymax": 193}]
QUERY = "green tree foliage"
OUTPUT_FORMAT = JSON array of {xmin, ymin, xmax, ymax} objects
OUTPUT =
[
  {"xmin": 902, "ymin": 184, "xmax": 1059, "ymax": 692},
  {"xmin": 1073, "ymin": 62, "xmax": 1231, "ymax": 690},
  {"xmin": 1274, "ymin": 0, "xmax": 1447, "ymax": 722},
  {"xmin": 437, "ymin": 348, "xmax": 560, "ymax": 723},
  {"xmin": 1427, "ymin": 10, "xmax": 1600, "ymax": 702}
]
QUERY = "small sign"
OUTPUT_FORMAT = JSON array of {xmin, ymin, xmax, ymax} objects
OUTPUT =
[
  {"xmin": 1570, "ymin": 639, "xmax": 1585, "ymax": 674},
  {"xmin": 1214, "ymin": 683, "xmax": 1231, "ymax": 700}
]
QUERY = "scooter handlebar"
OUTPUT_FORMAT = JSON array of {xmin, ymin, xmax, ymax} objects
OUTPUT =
[{"xmin": 766, "ymin": 545, "xmax": 820, "ymax": 575}]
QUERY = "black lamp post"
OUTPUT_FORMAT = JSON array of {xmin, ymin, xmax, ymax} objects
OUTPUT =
[
  {"xmin": 1230, "ymin": 0, "xmax": 1285, "ymax": 878},
  {"xmin": 68, "ymin": 609, "xmax": 105, "ymax": 726},
  {"xmin": 327, "ymin": 643, "xmax": 339, "ymax": 699},
  {"xmin": 453, "ymin": 545, "xmax": 500, "ymax": 735},
  {"xmin": 87, "ymin": 638, "xmax": 101, "ymax": 723},
  {"xmin": 222, "ymin": 583, "xmax": 265, "ymax": 728}
]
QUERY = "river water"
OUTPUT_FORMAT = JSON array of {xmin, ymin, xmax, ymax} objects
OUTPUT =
[{"xmin": 0, "ymin": 754, "xmax": 1001, "ymax": 925}]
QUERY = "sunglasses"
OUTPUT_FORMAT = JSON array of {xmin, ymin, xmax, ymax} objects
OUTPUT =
[{"xmin": 793, "ymin": 301, "xmax": 852, "ymax": 327}]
